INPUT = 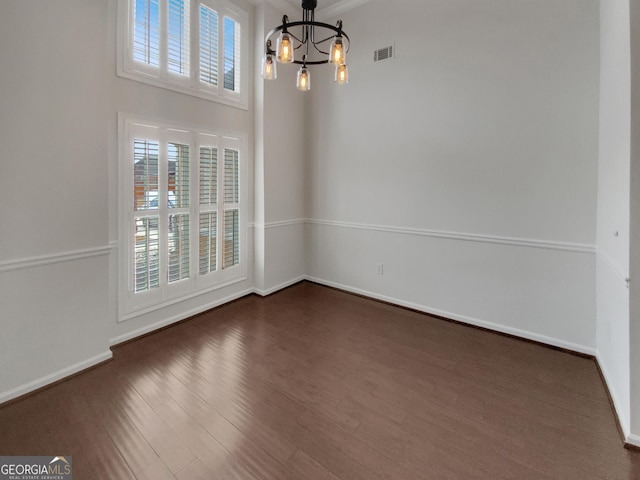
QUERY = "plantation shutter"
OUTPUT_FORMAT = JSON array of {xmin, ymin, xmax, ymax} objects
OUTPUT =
[
  {"xmin": 223, "ymin": 148, "xmax": 238, "ymax": 204},
  {"xmin": 133, "ymin": 0, "xmax": 160, "ymax": 67},
  {"xmin": 199, "ymin": 5, "xmax": 219, "ymax": 85},
  {"xmin": 167, "ymin": 0, "xmax": 190, "ymax": 76},
  {"xmin": 199, "ymin": 146, "xmax": 218, "ymax": 275},
  {"xmin": 133, "ymin": 139, "xmax": 160, "ymax": 292},
  {"xmin": 199, "ymin": 212, "xmax": 217, "ymax": 274},
  {"xmin": 124, "ymin": 119, "xmax": 245, "ymax": 321},
  {"xmin": 223, "ymin": 149, "xmax": 239, "ymax": 269},
  {"xmin": 168, "ymin": 143, "xmax": 190, "ymax": 283},
  {"xmin": 223, "ymin": 16, "xmax": 240, "ymax": 92}
]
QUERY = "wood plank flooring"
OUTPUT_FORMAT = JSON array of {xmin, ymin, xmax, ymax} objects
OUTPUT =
[{"xmin": 1, "ymin": 281, "xmax": 639, "ymax": 479}]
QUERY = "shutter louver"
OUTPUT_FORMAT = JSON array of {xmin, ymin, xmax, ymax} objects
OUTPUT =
[
  {"xmin": 134, "ymin": 217, "xmax": 160, "ymax": 292},
  {"xmin": 169, "ymin": 142, "xmax": 189, "ymax": 208},
  {"xmin": 133, "ymin": 0, "xmax": 160, "ymax": 67},
  {"xmin": 167, "ymin": 142, "xmax": 190, "ymax": 283},
  {"xmin": 133, "ymin": 139, "xmax": 160, "ymax": 292},
  {"xmin": 223, "ymin": 16, "xmax": 240, "ymax": 92},
  {"xmin": 198, "ymin": 145, "xmax": 218, "ymax": 276},
  {"xmin": 223, "ymin": 209, "xmax": 239, "ymax": 269},
  {"xmin": 224, "ymin": 149, "xmax": 239, "ymax": 204},
  {"xmin": 167, "ymin": 0, "xmax": 190, "ymax": 76},
  {"xmin": 199, "ymin": 147, "xmax": 217, "ymax": 205},
  {"xmin": 133, "ymin": 139, "xmax": 159, "ymax": 210},
  {"xmin": 199, "ymin": 212, "xmax": 217, "ymax": 274},
  {"xmin": 199, "ymin": 5, "xmax": 219, "ymax": 86},
  {"xmin": 168, "ymin": 214, "xmax": 190, "ymax": 283},
  {"xmin": 222, "ymin": 148, "xmax": 239, "ymax": 269}
]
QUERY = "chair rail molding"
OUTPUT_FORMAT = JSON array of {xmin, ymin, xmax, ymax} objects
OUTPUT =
[
  {"xmin": 0, "ymin": 246, "xmax": 113, "ymax": 273},
  {"xmin": 307, "ymin": 218, "xmax": 596, "ymax": 254}
]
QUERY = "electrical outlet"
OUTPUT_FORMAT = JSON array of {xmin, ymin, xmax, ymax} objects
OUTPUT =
[{"xmin": 376, "ymin": 264, "xmax": 384, "ymax": 275}]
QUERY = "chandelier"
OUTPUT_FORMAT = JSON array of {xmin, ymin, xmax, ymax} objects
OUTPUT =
[{"xmin": 262, "ymin": 0, "xmax": 350, "ymax": 91}]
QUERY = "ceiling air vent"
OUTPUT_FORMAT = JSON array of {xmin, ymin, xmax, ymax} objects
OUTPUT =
[{"xmin": 374, "ymin": 45, "xmax": 393, "ymax": 62}]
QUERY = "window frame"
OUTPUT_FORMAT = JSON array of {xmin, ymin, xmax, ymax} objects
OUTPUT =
[
  {"xmin": 118, "ymin": 114, "xmax": 248, "ymax": 321},
  {"xmin": 117, "ymin": 0, "xmax": 249, "ymax": 109}
]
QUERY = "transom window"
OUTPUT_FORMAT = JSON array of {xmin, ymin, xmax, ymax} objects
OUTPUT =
[{"xmin": 118, "ymin": 0, "xmax": 247, "ymax": 108}]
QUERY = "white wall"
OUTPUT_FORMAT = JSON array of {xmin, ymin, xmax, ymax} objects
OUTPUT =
[
  {"xmin": 306, "ymin": 0, "xmax": 600, "ymax": 352},
  {"xmin": 254, "ymin": 1, "xmax": 307, "ymax": 295},
  {"xmin": 629, "ymin": 0, "xmax": 640, "ymax": 447},
  {"xmin": 1, "ymin": 0, "xmax": 630, "ymax": 431},
  {"xmin": 0, "ymin": 0, "xmax": 112, "ymax": 401},
  {"xmin": 108, "ymin": 0, "xmax": 257, "ymax": 344},
  {"xmin": 596, "ymin": 0, "xmax": 632, "ymax": 439},
  {"xmin": 0, "ymin": 0, "xmax": 260, "ymax": 401}
]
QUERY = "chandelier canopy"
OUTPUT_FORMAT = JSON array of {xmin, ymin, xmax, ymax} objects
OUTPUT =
[{"xmin": 262, "ymin": 0, "xmax": 350, "ymax": 90}]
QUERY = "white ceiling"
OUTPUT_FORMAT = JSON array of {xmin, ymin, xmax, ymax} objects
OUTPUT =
[
  {"xmin": 283, "ymin": 0, "xmax": 345, "ymax": 9},
  {"xmin": 278, "ymin": 0, "xmax": 371, "ymax": 18}
]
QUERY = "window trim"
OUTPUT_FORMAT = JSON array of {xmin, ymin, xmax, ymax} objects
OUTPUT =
[
  {"xmin": 118, "ymin": 113, "xmax": 248, "ymax": 321},
  {"xmin": 116, "ymin": 0, "xmax": 249, "ymax": 110}
]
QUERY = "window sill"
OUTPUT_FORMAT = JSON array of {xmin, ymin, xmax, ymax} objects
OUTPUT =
[
  {"xmin": 118, "ymin": 274, "xmax": 248, "ymax": 322},
  {"xmin": 117, "ymin": 68, "xmax": 249, "ymax": 111}
]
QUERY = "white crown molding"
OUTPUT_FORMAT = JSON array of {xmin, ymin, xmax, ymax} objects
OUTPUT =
[
  {"xmin": 316, "ymin": 0, "xmax": 372, "ymax": 19},
  {"xmin": 0, "ymin": 246, "xmax": 113, "ymax": 273},
  {"xmin": 307, "ymin": 219, "xmax": 596, "ymax": 254}
]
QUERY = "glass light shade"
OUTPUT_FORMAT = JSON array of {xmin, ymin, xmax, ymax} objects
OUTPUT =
[
  {"xmin": 329, "ymin": 37, "xmax": 345, "ymax": 65},
  {"xmin": 276, "ymin": 32, "xmax": 294, "ymax": 63},
  {"xmin": 262, "ymin": 54, "xmax": 277, "ymax": 80},
  {"xmin": 297, "ymin": 66, "xmax": 310, "ymax": 91},
  {"xmin": 335, "ymin": 63, "xmax": 349, "ymax": 85}
]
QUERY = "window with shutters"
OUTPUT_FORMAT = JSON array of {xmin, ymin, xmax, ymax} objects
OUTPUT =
[
  {"xmin": 120, "ymin": 116, "xmax": 246, "ymax": 320},
  {"xmin": 118, "ymin": 0, "xmax": 248, "ymax": 109}
]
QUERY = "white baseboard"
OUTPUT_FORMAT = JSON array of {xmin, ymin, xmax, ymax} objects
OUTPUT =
[
  {"xmin": 110, "ymin": 287, "xmax": 255, "ymax": 346},
  {"xmin": 627, "ymin": 433, "xmax": 640, "ymax": 448},
  {"xmin": 305, "ymin": 276, "xmax": 597, "ymax": 356},
  {"xmin": 596, "ymin": 354, "xmax": 631, "ymax": 441},
  {"xmin": 112, "ymin": 276, "xmax": 307, "ymax": 346},
  {"xmin": 0, "ymin": 350, "xmax": 113, "ymax": 405},
  {"xmin": 254, "ymin": 276, "xmax": 306, "ymax": 297}
]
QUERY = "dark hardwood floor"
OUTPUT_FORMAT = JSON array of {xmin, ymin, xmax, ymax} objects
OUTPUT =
[{"xmin": 1, "ymin": 282, "xmax": 639, "ymax": 479}]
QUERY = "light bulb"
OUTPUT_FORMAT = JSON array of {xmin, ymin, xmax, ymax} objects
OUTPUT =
[
  {"xmin": 277, "ymin": 32, "xmax": 294, "ymax": 63},
  {"xmin": 329, "ymin": 37, "xmax": 345, "ymax": 65},
  {"xmin": 262, "ymin": 54, "xmax": 277, "ymax": 80},
  {"xmin": 335, "ymin": 64, "xmax": 349, "ymax": 85},
  {"xmin": 297, "ymin": 66, "xmax": 310, "ymax": 91}
]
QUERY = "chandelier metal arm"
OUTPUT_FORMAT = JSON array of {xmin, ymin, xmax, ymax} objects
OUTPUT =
[
  {"xmin": 265, "ymin": 21, "xmax": 350, "ymax": 65},
  {"xmin": 309, "ymin": 33, "xmax": 336, "ymax": 56},
  {"xmin": 266, "ymin": 20, "xmax": 348, "ymax": 42},
  {"xmin": 286, "ymin": 31, "xmax": 305, "ymax": 45},
  {"xmin": 262, "ymin": 2, "xmax": 351, "ymax": 87}
]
